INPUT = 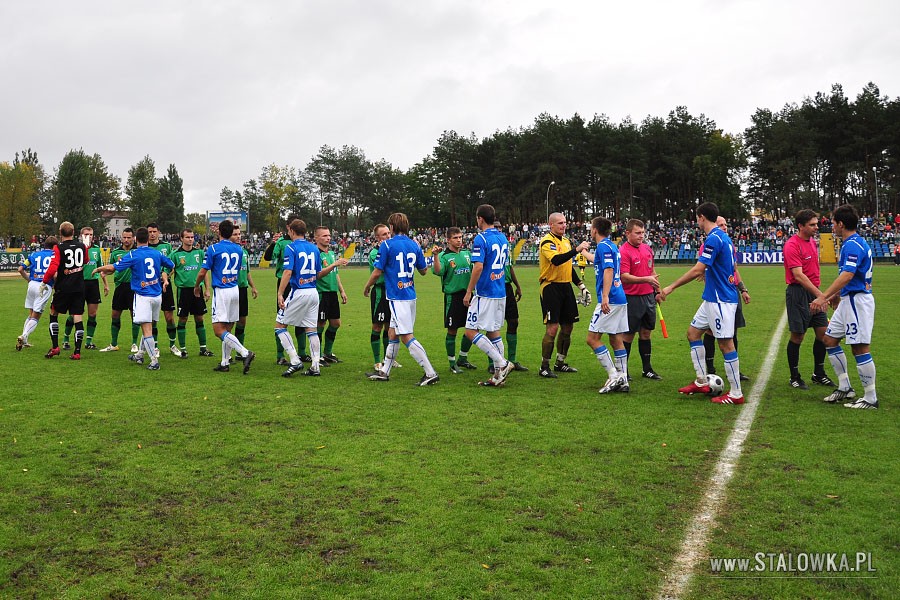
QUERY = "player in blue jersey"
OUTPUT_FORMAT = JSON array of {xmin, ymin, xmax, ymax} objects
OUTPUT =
[
  {"xmin": 193, "ymin": 219, "xmax": 255, "ymax": 374},
  {"xmin": 810, "ymin": 204, "xmax": 878, "ymax": 409},
  {"xmin": 580, "ymin": 217, "xmax": 629, "ymax": 394},
  {"xmin": 277, "ymin": 219, "xmax": 347, "ymax": 377},
  {"xmin": 93, "ymin": 227, "xmax": 174, "ymax": 370},
  {"xmin": 657, "ymin": 202, "xmax": 744, "ymax": 405},
  {"xmin": 363, "ymin": 212, "xmax": 439, "ymax": 386},
  {"xmin": 16, "ymin": 237, "xmax": 58, "ymax": 350},
  {"xmin": 461, "ymin": 204, "xmax": 515, "ymax": 387}
]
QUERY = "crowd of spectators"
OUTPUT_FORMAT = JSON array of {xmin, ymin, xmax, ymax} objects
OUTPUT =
[{"xmin": 5, "ymin": 212, "xmax": 898, "ymax": 258}]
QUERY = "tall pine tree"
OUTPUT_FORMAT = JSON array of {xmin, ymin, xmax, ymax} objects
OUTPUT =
[{"xmin": 157, "ymin": 163, "xmax": 185, "ymax": 233}]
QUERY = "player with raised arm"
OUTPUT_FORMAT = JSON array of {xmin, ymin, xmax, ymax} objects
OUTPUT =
[
  {"xmin": 42, "ymin": 222, "xmax": 88, "ymax": 359},
  {"xmin": 315, "ymin": 226, "xmax": 348, "ymax": 365},
  {"xmin": 462, "ymin": 204, "xmax": 515, "ymax": 387},
  {"xmin": 276, "ymin": 220, "xmax": 347, "ymax": 377},
  {"xmin": 368, "ymin": 224, "xmax": 401, "ymax": 371},
  {"xmin": 98, "ymin": 228, "xmax": 141, "ymax": 353},
  {"xmin": 701, "ymin": 216, "xmax": 750, "ymax": 381},
  {"xmin": 537, "ymin": 212, "xmax": 591, "ymax": 377},
  {"xmin": 16, "ymin": 237, "xmax": 57, "ymax": 350},
  {"xmin": 171, "ymin": 229, "xmax": 214, "ymax": 358},
  {"xmin": 657, "ymin": 202, "xmax": 744, "ymax": 405},
  {"xmin": 193, "ymin": 219, "xmax": 255, "ymax": 374},
  {"xmin": 810, "ymin": 204, "xmax": 879, "ymax": 409},
  {"xmin": 62, "ymin": 227, "xmax": 107, "ymax": 350},
  {"xmin": 264, "ymin": 215, "xmax": 308, "ymax": 365},
  {"xmin": 430, "ymin": 227, "xmax": 476, "ymax": 373},
  {"xmin": 147, "ymin": 223, "xmax": 177, "ymax": 357},
  {"xmin": 363, "ymin": 213, "xmax": 439, "ymax": 386},
  {"xmin": 93, "ymin": 227, "xmax": 174, "ymax": 370},
  {"xmin": 581, "ymin": 217, "xmax": 629, "ymax": 394}
]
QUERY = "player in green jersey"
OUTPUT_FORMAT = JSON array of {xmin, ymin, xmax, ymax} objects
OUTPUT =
[
  {"xmin": 315, "ymin": 226, "xmax": 349, "ymax": 364},
  {"xmin": 63, "ymin": 226, "xmax": 108, "ymax": 350},
  {"xmin": 264, "ymin": 214, "xmax": 306, "ymax": 364},
  {"xmin": 171, "ymin": 229, "xmax": 214, "ymax": 358},
  {"xmin": 99, "ymin": 228, "xmax": 141, "ymax": 353},
  {"xmin": 431, "ymin": 227, "xmax": 478, "ymax": 373},
  {"xmin": 231, "ymin": 225, "xmax": 258, "ymax": 354}
]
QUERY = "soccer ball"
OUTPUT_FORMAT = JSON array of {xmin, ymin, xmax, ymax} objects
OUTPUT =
[{"xmin": 706, "ymin": 374, "xmax": 725, "ymax": 394}]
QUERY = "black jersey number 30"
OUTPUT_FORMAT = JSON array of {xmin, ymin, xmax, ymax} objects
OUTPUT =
[{"xmin": 64, "ymin": 247, "xmax": 85, "ymax": 268}]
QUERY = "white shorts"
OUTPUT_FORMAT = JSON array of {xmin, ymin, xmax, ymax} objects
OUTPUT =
[
  {"xmin": 588, "ymin": 303, "xmax": 628, "ymax": 334},
  {"xmin": 25, "ymin": 281, "xmax": 52, "ymax": 313},
  {"xmin": 826, "ymin": 293, "xmax": 874, "ymax": 345},
  {"xmin": 690, "ymin": 300, "xmax": 737, "ymax": 339},
  {"xmin": 133, "ymin": 294, "xmax": 161, "ymax": 325},
  {"xmin": 211, "ymin": 286, "xmax": 240, "ymax": 324},
  {"xmin": 465, "ymin": 296, "xmax": 506, "ymax": 333},
  {"xmin": 277, "ymin": 287, "xmax": 318, "ymax": 328},
  {"xmin": 389, "ymin": 299, "xmax": 417, "ymax": 335}
]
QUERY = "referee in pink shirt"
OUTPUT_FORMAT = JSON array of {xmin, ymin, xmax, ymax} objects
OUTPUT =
[
  {"xmin": 619, "ymin": 219, "xmax": 662, "ymax": 379},
  {"xmin": 784, "ymin": 209, "xmax": 835, "ymax": 389}
]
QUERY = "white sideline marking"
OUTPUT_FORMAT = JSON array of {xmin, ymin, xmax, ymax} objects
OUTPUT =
[{"xmin": 657, "ymin": 310, "xmax": 788, "ymax": 600}]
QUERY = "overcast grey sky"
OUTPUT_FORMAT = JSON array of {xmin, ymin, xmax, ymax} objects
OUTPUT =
[{"xmin": 3, "ymin": 1, "xmax": 898, "ymax": 214}]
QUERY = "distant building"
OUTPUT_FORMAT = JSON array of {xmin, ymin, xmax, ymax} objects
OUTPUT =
[{"xmin": 102, "ymin": 211, "xmax": 130, "ymax": 237}]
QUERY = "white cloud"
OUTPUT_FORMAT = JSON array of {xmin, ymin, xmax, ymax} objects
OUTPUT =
[{"xmin": 2, "ymin": 0, "xmax": 898, "ymax": 214}]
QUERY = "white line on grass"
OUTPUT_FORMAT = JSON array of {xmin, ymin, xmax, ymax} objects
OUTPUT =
[{"xmin": 657, "ymin": 309, "xmax": 788, "ymax": 600}]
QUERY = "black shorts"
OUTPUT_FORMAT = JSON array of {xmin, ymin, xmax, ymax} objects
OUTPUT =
[
  {"xmin": 318, "ymin": 291, "xmax": 341, "ymax": 321},
  {"xmin": 540, "ymin": 282, "xmax": 579, "ymax": 325},
  {"xmin": 785, "ymin": 284, "xmax": 827, "ymax": 333},
  {"xmin": 52, "ymin": 290, "xmax": 85, "ymax": 316},
  {"xmin": 160, "ymin": 284, "xmax": 176, "ymax": 312},
  {"xmin": 504, "ymin": 282, "xmax": 519, "ymax": 321},
  {"xmin": 84, "ymin": 279, "xmax": 102, "ymax": 305},
  {"xmin": 626, "ymin": 293, "xmax": 656, "ymax": 333},
  {"xmin": 370, "ymin": 285, "xmax": 389, "ymax": 325},
  {"xmin": 735, "ymin": 298, "xmax": 747, "ymax": 329},
  {"xmin": 444, "ymin": 291, "xmax": 467, "ymax": 329},
  {"xmin": 112, "ymin": 284, "xmax": 134, "ymax": 312},
  {"xmin": 239, "ymin": 286, "xmax": 249, "ymax": 318},
  {"xmin": 177, "ymin": 286, "xmax": 207, "ymax": 318}
]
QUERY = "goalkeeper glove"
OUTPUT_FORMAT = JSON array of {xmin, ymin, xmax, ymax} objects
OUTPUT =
[
  {"xmin": 39, "ymin": 283, "xmax": 48, "ymax": 295},
  {"xmin": 578, "ymin": 284, "xmax": 591, "ymax": 306}
]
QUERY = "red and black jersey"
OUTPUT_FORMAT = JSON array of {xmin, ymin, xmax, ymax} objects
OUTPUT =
[{"xmin": 44, "ymin": 239, "xmax": 87, "ymax": 293}]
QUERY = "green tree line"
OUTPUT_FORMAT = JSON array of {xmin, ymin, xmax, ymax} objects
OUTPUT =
[
  {"xmin": 2, "ymin": 82, "xmax": 896, "ymax": 244},
  {"xmin": 223, "ymin": 83, "xmax": 897, "ymax": 232}
]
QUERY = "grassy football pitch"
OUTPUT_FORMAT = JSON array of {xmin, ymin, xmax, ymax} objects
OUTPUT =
[{"xmin": 0, "ymin": 264, "xmax": 896, "ymax": 599}]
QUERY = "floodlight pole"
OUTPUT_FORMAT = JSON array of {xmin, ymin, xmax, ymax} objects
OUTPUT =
[
  {"xmin": 872, "ymin": 166, "xmax": 879, "ymax": 225},
  {"xmin": 546, "ymin": 181, "xmax": 556, "ymax": 224}
]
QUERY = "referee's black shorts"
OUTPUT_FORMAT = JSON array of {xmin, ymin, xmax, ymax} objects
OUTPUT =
[
  {"xmin": 626, "ymin": 293, "xmax": 656, "ymax": 333},
  {"xmin": 785, "ymin": 284, "xmax": 827, "ymax": 333},
  {"xmin": 540, "ymin": 282, "xmax": 579, "ymax": 325},
  {"xmin": 735, "ymin": 298, "xmax": 747, "ymax": 329}
]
